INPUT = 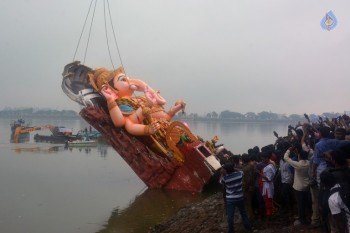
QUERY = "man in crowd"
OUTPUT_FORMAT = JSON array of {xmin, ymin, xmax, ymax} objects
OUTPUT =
[
  {"xmin": 334, "ymin": 127, "xmax": 347, "ymax": 140},
  {"xmin": 220, "ymin": 162, "xmax": 252, "ymax": 233},
  {"xmin": 312, "ymin": 126, "xmax": 350, "ymax": 187},
  {"xmin": 301, "ymin": 123, "xmax": 321, "ymax": 227},
  {"xmin": 320, "ymin": 170, "xmax": 350, "ymax": 233},
  {"xmin": 242, "ymin": 153, "xmax": 255, "ymax": 221},
  {"xmin": 259, "ymin": 152, "xmax": 276, "ymax": 223},
  {"xmin": 312, "ymin": 126, "xmax": 350, "ymax": 230},
  {"xmin": 284, "ymin": 147, "xmax": 311, "ymax": 225},
  {"xmin": 279, "ymin": 150, "xmax": 294, "ymax": 214}
]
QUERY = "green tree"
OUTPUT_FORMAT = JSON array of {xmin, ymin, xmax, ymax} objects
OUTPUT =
[
  {"xmin": 220, "ymin": 111, "xmax": 244, "ymax": 120},
  {"xmin": 257, "ymin": 111, "xmax": 278, "ymax": 120},
  {"xmin": 288, "ymin": 114, "xmax": 303, "ymax": 121},
  {"xmin": 211, "ymin": 111, "xmax": 218, "ymax": 118}
]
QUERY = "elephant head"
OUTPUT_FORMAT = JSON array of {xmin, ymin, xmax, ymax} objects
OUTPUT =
[{"xmin": 89, "ymin": 67, "xmax": 166, "ymax": 105}]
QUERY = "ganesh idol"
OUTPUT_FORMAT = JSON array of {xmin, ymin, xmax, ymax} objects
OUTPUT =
[{"xmin": 88, "ymin": 67, "xmax": 185, "ymax": 136}]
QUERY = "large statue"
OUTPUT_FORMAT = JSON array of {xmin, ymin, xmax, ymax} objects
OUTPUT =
[
  {"xmin": 88, "ymin": 67, "xmax": 185, "ymax": 136},
  {"xmin": 61, "ymin": 61, "xmax": 222, "ymax": 192}
]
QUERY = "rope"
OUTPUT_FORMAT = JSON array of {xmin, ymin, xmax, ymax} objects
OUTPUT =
[
  {"xmin": 72, "ymin": 0, "xmax": 94, "ymax": 62},
  {"xmin": 103, "ymin": 0, "xmax": 114, "ymax": 70},
  {"xmin": 83, "ymin": 0, "xmax": 98, "ymax": 64},
  {"xmin": 72, "ymin": 0, "xmax": 125, "ymax": 71},
  {"xmin": 106, "ymin": 0, "xmax": 126, "ymax": 73},
  {"xmin": 105, "ymin": 0, "xmax": 134, "ymax": 99}
]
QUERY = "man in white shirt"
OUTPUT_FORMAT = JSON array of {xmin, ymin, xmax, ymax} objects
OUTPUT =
[
  {"xmin": 260, "ymin": 152, "xmax": 276, "ymax": 222},
  {"xmin": 320, "ymin": 170, "xmax": 350, "ymax": 233}
]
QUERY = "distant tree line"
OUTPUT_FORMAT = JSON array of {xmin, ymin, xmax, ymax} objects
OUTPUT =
[
  {"xmin": 0, "ymin": 108, "xmax": 79, "ymax": 118},
  {"xmin": 0, "ymin": 107, "xmax": 347, "ymax": 122},
  {"xmin": 175, "ymin": 110, "xmax": 347, "ymax": 122}
]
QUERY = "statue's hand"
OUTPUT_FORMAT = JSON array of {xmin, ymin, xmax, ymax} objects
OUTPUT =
[
  {"xmin": 144, "ymin": 85, "xmax": 166, "ymax": 106},
  {"xmin": 101, "ymin": 86, "xmax": 118, "ymax": 102},
  {"xmin": 175, "ymin": 100, "xmax": 186, "ymax": 113},
  {"xmin": 147, "ymin": 121, "xmax": 160, "ymax": 135},
  {"xmin": 144, "ymin": 85, "xmax": 157, "ymax": 106}
]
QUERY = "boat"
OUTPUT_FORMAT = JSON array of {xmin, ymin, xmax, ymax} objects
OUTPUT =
[
  {"xmin": 10, "ymin": 119, "xmax": 52, "ymax": 143},
  {"xmin": 34, "ymin": 126, "xmax": 82, "ymax": 144},
  {"xmin": 76, "ymin": 128, "xmax": 102, "ymax": 140},
  {"xmin": 67, "ymin": 138, "xmax": 98, "ymax": 147},
  {"xmin": 10, "ymin": 119, "xmax": 30, "ymax": 143},
  {"xmin": 61, "ymin": 62, "xmax": 223, "ymax": 193}
]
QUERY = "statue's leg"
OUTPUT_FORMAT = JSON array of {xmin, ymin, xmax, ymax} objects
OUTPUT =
[{"xmin": 124, "ymin": 108, "xmax": 160, "ymax": 136}]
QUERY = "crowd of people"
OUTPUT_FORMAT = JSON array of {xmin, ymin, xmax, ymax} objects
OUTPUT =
[{"xmin": 219, "ymin": 114, "xmax": 350, "ymax": 233}]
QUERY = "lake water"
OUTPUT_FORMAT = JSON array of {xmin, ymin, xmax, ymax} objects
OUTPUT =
[{"xmin": 0, "ymin": 117, "xmax": 292, "ymax": 233}]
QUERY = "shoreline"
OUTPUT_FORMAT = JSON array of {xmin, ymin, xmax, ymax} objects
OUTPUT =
[{"xmin": 148, "ymin": 191, "xmax": 323, "ymax": 233}]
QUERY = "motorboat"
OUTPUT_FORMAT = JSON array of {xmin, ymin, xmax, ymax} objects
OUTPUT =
[{"xmin": 67, "ymin": 138, "xmax": 98, "ymax": 147}]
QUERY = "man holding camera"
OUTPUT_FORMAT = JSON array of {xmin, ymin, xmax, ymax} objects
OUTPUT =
[
  {"xmin": 312, "ymin": 126, "xmax": 350, "ymax": 188},
  {"xmin": 220, "ymin": 163, "xmax": 253, "ymax": 233},
  {"xmin": 284, "ymin": 146, "xmax": 310, "ymax": 225}
]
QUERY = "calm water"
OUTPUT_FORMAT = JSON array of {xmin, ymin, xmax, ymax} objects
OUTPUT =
[{"xmin": 0, "ymin": 118, "xmax": 292, "ymax": 233}]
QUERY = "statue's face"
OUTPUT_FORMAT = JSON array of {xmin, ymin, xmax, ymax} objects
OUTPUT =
[{"xmin": 111, "ymin": 74, "xmax": 134, "ymax": 97}]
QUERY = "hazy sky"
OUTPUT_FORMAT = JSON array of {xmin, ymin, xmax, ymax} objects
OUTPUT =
[{"xmin": 0, "ymin": 0, "xmax": 349, "ymax": 116}]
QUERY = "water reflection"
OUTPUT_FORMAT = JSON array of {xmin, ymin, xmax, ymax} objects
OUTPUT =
[
  {"xmin": 66, "ymin": 143, "xmax": 110, "ymax": 157},
  {"xmin": 68, "ymin": 146, "xmax": 93, "ymax": 154},
  {"xmin": 186, "ymin": 121, "xmax": 291, "ymax": 154},
  {"xmin": 12, "ymin": 141, "xmax": 110, "ymax": 157},
  {"xmin": 13, "ymin": 145, "xmax": 64, "ymax": 154},
  {"xmin": 96, "ymin": 188, "xmax": 215, "ymax": 233},
  {"xmin": 97, "ymin": 144, "xmax": 109, "ymax": 157},
  {"xmin": 0, "ymin": 119, "xmax": 296, "ymax": 233},
  {"xmin": 10, "ymin": 132, "xmax": 30, "ymax": 143}
]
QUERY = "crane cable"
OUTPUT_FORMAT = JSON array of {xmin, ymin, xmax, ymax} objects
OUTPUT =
[
  {"xmin": 72, "ymin": 0, "xmax": 94, "ymax": 62},
  {"xmin": 72, "ymin": 0, "xmax": 125, "ymax": 71},
  {"xmin": 103, "ymin": 0, "xmax": 114, "ymax": 69},
  {"xmin": 83, "ymin": 0, "xmax": 98, "ymax": 65},
  {"xmin": 105, "ymin": 0, "xmax": 125, "ymax": 71}
]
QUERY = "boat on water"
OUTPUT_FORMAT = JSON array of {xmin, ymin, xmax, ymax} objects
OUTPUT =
[
  {"xmin": 67, "ymin": 138, "xmax": 98, "ymax": 147},
  {"xmin": 76, "ymin": 129, "xmax": 102, "ymax": 140},
  {"xmin": 10, "ymin": 119, "xmax": 30, "ymax": 143},
  {"xmin": 34, "ymin": 126, "xmax": 82, "ymax": 144},
  {"xmin": 10, "ymin": 119, "xmax": 51, "ymax": 143}
]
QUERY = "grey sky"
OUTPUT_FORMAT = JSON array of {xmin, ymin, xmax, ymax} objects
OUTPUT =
[{"xmin": 0, "ymin": 0, "xmax": 349, "ymax": 115}]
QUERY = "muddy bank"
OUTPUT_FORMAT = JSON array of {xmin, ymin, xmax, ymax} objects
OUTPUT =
[{"xmin": 148, "ymin": 192, "xmax": 324, "ymax": 233}]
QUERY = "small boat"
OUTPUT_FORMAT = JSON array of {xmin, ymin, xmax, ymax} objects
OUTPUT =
[
  {"xmin": 67, "ymin": 138, "xmax": 98, "ymax": 147},
  {"xmin": 76, "ymin": 129, "xmax": 102, "ymax": 140},
  {"xmin": 34, "ymin": 126, "xmax": 82, "ymax": 144}
]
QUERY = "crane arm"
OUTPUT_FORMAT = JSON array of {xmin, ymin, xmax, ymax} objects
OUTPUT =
[{"xmin": 13, "ymin": 124, "xmax": 54, "ymax": 143}]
